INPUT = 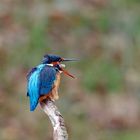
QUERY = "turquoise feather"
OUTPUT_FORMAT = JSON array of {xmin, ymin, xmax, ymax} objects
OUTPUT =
[{"xmin": 27, "ymin": 64, "xmax": 46, "ymax": 111}]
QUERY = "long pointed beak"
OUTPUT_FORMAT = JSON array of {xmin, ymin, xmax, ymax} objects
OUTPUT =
[
  {"xmin": 61, "ymin": 68, "xmax": 76, "ymax": 79},
  {"xmin": 62, "ymin": 58, "xmax": 79, "ymax": 62}
]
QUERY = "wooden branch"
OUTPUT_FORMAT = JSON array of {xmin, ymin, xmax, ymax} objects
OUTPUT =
[{"xmin": 40, "ymin": 98, "xmax": 68, "ymax": 140}]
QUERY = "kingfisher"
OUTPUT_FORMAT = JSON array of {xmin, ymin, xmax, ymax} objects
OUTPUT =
[{"xmin": 27, "ymin": 54, "xmax": 77, "ymax": 111}]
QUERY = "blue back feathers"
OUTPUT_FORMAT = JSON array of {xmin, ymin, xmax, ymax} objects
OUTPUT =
[{"xmin": 27, "ymin": 64, "xmax": 57, "ymax": 111}]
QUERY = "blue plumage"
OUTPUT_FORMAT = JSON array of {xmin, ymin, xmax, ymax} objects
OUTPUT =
[
  {"xmin": 27, "ymin": 64, "xmax": 45, "ymax": 111},
  {"xmin": 27, "ymin": 64, "xmax": 57, "ymax": 111},
  {"xmin": 39, "ymin": 66, "xmax": 57, "ymax": 96},
  {"xmin": 42, "ymin": 54, "xmax": 61, "ymax": 64},
  {"xmin": 27, "ymin": 54, "xmax": 76, "ymax": 111}
]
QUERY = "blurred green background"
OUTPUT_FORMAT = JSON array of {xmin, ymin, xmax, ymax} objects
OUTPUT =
[{"xmin": 0, "ymin": 0, "xmax": 140, "ymax": 140}]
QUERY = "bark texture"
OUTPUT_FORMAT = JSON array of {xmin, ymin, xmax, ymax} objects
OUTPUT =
[{"xmin": 40, "ymin": 98, "xmax": 68, "ymax": 140}]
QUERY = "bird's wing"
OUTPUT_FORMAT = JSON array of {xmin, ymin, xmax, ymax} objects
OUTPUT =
[
  {"xmin": 39, "ymin": 66, "xmax": 57, "ymax": 96},
  {"xmin": 26, "ymin": 67, "xmax": 37, "ymax": 96},
  {"xmin": 27, "ymin": 64, "xmax": 45, "ymax": 111},
  {"xmin": 27, "ymin": 67, "xmax": 37, "ymax": 80}
]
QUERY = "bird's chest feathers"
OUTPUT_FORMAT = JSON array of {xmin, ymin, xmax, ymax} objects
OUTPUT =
[{"xmin": 51, "ymin": 72, "xmax": 61, "ymax": 100}]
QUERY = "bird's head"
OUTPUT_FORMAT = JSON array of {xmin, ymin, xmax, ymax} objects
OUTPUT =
[{"xmin": 42, "ymin": 54, "xmax": 78, "ymax": 79}]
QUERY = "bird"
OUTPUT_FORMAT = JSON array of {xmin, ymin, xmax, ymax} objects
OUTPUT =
[{"xmin": 27, "ymin": 54, "xmax": 77, "ymax": 111}]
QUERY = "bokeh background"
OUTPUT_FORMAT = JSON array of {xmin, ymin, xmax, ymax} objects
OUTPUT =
[{"xmin": 0, "ymin": 0, "xmax": 140, "ymax": 140}]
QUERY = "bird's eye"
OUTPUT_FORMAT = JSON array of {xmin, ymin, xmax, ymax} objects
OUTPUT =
[{"xmin": 59, "ymin": 58, "xmax": 63, "ymax": 62}]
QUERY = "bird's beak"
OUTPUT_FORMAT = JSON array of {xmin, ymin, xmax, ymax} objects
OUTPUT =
[
  {"xmin": 60, "ymin": 67, "xmax": 76, "ymax": 79},
  {"xmin": 60, "ymin": 58, "xmax": 78, "ymax": 78},
  {"xmin": 62, "ymin": 58, "xmax": 79, "ymax": 62}
]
